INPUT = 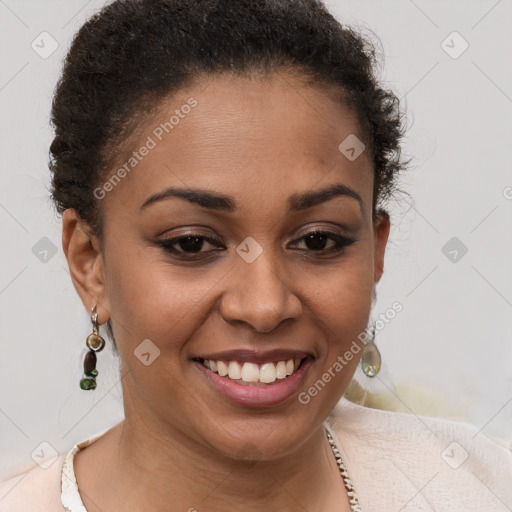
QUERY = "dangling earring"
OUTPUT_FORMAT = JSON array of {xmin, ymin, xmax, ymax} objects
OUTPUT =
[
  {"xmin": 360, "ymin": 324, "xmax": 381, "ymax": 378},
  {"xmin": 80, "ymin": 305, "xmax": 106, "ymax": 390}
]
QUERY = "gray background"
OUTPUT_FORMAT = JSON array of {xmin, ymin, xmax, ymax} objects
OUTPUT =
[{"xmin": 1, "ymin": 0, "xmax": 511, "ymax": 478}]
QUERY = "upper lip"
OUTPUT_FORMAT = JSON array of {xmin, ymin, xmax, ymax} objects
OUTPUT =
[{"xmin": 194, "ymin": 348, "xmax": 313, "ymax": 364}]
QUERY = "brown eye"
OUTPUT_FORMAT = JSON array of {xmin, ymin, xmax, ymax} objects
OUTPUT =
[
  {"xmin": 303, "ymin": 232, "xmax": 331, "ymax": 251},
  {"xmin": 174, "ymin": 235, "xmax": 206, "ymax": 253},
  {"xmin": 291, "ymin": 230, "xmax": 356, "ymax": 253},
  {"xmin": 157, "ymin": 234, "xmax": 223, "ymax": 256}
]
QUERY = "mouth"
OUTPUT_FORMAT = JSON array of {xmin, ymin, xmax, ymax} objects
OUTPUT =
[
  {"xmin": 194, "ymin": 357, "xmax": 306, "ymax": 386},
  {"xmin": 192, "ymin": 353, "xmax": 313, "ymax": 407}
]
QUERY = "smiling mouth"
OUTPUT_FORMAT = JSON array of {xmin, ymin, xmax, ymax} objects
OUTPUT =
[{"xmin": 194, "ymin": 357, "xmax": 306, "ymax": 386}]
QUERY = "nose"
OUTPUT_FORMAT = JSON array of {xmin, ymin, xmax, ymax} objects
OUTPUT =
[{"xmin": 220, "ymin": 252, "xmax": 302, "ymax": 333}]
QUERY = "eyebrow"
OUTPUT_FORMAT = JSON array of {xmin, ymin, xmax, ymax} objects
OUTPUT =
[{"xmin": 140, "ymin": 183, "xmax": 364, "ymax": 214}]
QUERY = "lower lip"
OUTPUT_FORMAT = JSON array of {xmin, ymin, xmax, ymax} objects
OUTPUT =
[{"xmin": 194, "ymin": 358, "xmax": 313, "ymax": 407}]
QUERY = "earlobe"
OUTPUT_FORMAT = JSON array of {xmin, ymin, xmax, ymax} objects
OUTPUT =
[
  {"xmin": 373, "ymin": 210, "xmax": 391, "ymax": 283},
  {"xmin": 62, "ymin": 209, "xmax": 110, "ymax": 324}
]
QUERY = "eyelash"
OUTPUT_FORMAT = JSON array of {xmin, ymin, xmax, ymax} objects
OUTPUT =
[{"xmin": 156, "ymin": 229, "xmax": 356, "ymax": 259}]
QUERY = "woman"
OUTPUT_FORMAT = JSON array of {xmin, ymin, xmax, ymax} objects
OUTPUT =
[{"xmin": 1, "ymin": 0, "xmax": 510, "ymax": 510}]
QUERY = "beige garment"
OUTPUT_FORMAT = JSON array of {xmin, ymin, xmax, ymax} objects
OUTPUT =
[{"xmin": 1, "ymin": 396, "xmax": 511, "ymax": 511}]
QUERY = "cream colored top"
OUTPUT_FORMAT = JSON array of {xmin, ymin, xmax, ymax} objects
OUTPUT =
[
  {"xmin": 60, "ymin": 430, "xmax": 110, "ymax": 512},
  {"xmin": 1, "ymin": 397, "xmax": 511, "ymax": 511}
]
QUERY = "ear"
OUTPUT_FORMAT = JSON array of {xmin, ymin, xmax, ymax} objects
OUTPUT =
[
  {"xmin": 373, "ymin": 209, "xmax": 391, "ymax": 283},
  {"xmin": 62, "ymin": 208, "xmax": 110, "ymax": 324}
]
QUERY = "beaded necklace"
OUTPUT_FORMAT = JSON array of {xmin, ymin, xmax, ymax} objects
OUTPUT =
[{"xmin": 324, "ymin": 428, "xmax": 362, "ymax": 511}]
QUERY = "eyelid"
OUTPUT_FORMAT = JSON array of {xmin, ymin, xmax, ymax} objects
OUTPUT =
[
  {"xmin": 293, "ymin": 222, "xmax": 352, "ymax": 238},
  {"xmin": 159, "ymin": 228, "xmax": 222, "ymax": 242},
  {"xmin": 158, "ymin": 232, "xmax": 221, "ymax": 246}
]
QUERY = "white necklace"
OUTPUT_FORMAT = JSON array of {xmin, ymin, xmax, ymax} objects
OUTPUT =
[{"xmin": 325, "ymin": 428, "xmax": 362, "ymax": 511}]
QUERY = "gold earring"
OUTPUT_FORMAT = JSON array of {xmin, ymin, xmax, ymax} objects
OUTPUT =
[{"xmin": 80, "ymin": 305, "xmax": 106, "ymax": 390}]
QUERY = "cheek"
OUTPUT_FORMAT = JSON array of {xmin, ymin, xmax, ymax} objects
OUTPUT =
[
  {"xmin": 104, "ymin": 245, "xmax": 227, "ymax": 352},
  {"xmin": 305, "ymin": 247, "xmax": 375, "ymax": 325},
  {"xmin": 303, "ymin": 248, "xmax": 375, "ymax": 376}
]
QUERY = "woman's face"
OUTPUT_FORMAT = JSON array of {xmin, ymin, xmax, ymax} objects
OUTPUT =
[{"xmin": 68, "ymin": 71, "xmax": 389, "ymax": 459}]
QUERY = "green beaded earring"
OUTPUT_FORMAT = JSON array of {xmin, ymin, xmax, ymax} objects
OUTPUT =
[{"xmin": 80, "ymin": 305, "xmax": 106, "ymax": 390}]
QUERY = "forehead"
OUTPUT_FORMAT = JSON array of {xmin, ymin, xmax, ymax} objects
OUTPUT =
[{"xmin": 100, "ymin": 71, "xmax": 373, "ymax": 218}]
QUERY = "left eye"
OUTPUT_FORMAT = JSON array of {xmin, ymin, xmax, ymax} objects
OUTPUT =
[{"xmin": 291, "ymin": 230, "xmax": 356, "ymax": 252}]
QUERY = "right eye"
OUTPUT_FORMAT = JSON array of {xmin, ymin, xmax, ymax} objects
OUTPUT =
[{"xmin": 156, "ymin": 233, "xmax": 225, "ymax": 257}]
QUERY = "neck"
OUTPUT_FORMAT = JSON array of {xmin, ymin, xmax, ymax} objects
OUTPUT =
[
  {"xmin": 81, "ymin": 410, "xmax": 349, "ymax": 511},
  {"xmin": 113, "ymin": 420, "xmax": 343, "ymax": 511}
]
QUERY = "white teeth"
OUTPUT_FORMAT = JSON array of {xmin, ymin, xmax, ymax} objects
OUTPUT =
[
  {"xmin": 276, "ymin": 361, "xmax": 287, "ymax": 379},
  {"xmin": 260, "ymin": 362, "xmax": 277, "ymax": 383},
  {"xmin": 201, "ymin": 357, "xmax": 304, "ymax": 384},
  {"xmin": 228, "ymin": 361, "xmax": 242, "ymax": 380},
  {"xmin": 240, "ymin": 362, "xmax": 260, "ymax": 382},
  {"xmin": 217, "ymin": 361, "xmax": 228, "ymax": 377}
]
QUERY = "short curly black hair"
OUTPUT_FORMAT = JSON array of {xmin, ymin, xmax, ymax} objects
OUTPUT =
[{"xmin": 49, "ymin": 0, "xmax": 409, "ymax": 351}]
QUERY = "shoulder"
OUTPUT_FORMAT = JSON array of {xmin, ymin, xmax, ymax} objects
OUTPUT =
[
  {"xmin": 0, "ymin": 454, "xmax": 67, "ymax": 512},
  {"xmin": 0, "ymin": 425, "xmax": 115, "ymax": 512},
  {"xmin": 326, "ymin": 397, "xmax": 512, "ymax": 510}
]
